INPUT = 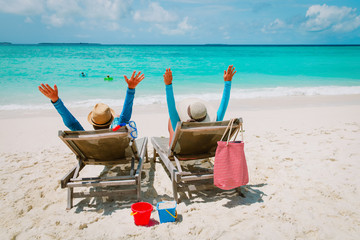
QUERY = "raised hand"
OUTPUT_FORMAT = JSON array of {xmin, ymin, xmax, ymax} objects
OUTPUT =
[
  {"xmin": 163, "ymin": 68, "xmax": 173, "ymax": 85},
  {"xmin": 38, "ymin": 83, "xmax": 59, "ymax": 103},
  {"xmin": 124, "ymin": 71, "xmax": 145, "ymax": 89},
  {"xmin": 223, "ymin": 65, "xmax": 236, "ymax": 82}
]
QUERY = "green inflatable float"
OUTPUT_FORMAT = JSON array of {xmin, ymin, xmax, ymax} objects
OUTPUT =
[{"xmin": 104, "ymin": 76, "xmax": 113, "ymax": 81}]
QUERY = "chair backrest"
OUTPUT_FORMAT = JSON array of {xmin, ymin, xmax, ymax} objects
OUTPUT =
[
  {"xmin": 169, "ymin": 118, "xmax": 242, "ymax": 160},
  {"xmin": 59, "ymin": 128, "xmax": 138, "ymax": 165}
]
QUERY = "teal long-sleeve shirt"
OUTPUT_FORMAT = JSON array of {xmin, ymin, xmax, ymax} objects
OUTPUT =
[
  {"xmin": 52, "ymin": 88, "xmax": 136, "ymax": 131},
  {"xmin": 166, "ymin": 81, "xmax": 232, "ymax": 131}
]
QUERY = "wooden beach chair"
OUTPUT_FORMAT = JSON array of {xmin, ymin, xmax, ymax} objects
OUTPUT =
[
  {"xmin": 59, "ymin": 128, "xmax": 148, "ymax": 209},
  {"xmin": 151, "ymin": 118, "xmax": 242, "ymax": 202}
]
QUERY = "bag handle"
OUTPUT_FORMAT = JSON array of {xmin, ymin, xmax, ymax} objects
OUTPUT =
[
  {"xmin": 220, "ymin": 118, "xmax": 236, "ymax": 143},
  {"xmin": 220, "ymin": 118, "xmax": 243, "ymax": 145}
]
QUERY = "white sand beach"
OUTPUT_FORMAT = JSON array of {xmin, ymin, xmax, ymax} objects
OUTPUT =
[{"xmin": 1, "ymin": 95, "xmax": 360, "ymax": 239}]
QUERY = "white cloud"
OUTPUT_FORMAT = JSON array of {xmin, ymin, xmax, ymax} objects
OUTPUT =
[
  {"xmin": 24, "ymin": 17, "xmax": 33, "ymax": 23},
  {"xmin": 0, "ymin": 0, "xmax": 132, "ymax": 29},
  {"xmin": 156, "ymin": 17, "xmax": 194, "ymax": 35},
  {"xmin": 81, "ymin": 0, "xmax": 132, "ymax": 22},
  {"xmin": 104, "ymin": 22, "xmax": 120, "ymax": 31},
  {"xmin": 42, "ymin": 14, "xmax": 66, "ymax": 27},
  {"xmin": 134, "ymin": 2, "xmax": 194, "ymax": 35},
  {"xmin": 332, "ymin": 16, "xmax": 360, "ymax": 32},
  {"xmin": 177, "ymin": 17, "xmax": 193, "ymax": 31},
  {"xmin": 167, "ymin": 0, "xmax": 218, "ymax": 3},
  {"xmin": 133, "ymin": 2, "xmax": 177, "ymax": 22},
  {"xmin": 0, "ymin": 0, "xmax": 45, "ymax": 15},
  {"xmin": 75, "ymin": 34, "xmax": 90, "ymax": 38},
  {"xmin": 219, "ymin": 26, "xmax": 230, "ymax": 39},
  {"xmin": 262, "ymin": 18, "xmax": 292, "ymax": 33},
  {"xmin": 303, "ymin": 4, "xmax": 360, "ymax": 32}
]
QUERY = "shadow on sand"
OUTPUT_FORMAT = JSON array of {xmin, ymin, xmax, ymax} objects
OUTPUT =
[{"xmin": 71, "ymin": 156, "xmax": 266, "ymax": 214}]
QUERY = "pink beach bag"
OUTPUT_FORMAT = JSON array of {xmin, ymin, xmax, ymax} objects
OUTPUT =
[{"xmin": 214, "ymin": 118, "xmax": 249, "ymax": 190}]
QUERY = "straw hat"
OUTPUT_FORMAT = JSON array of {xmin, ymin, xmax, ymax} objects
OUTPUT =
[
  {"xmin": 176, "ymin": 98, "xmax": 216, "ymax": 123},
  {"xmin": 87, "ymin": 103, "xmax": 115, "ymax": 127}
]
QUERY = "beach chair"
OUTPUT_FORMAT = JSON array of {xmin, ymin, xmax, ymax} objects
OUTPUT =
[
  {"xmin": 59, "ymin": 128, "xmax": 148, "ymax": 209},
  {"xmin": 151, "ymin": 118, "xmax": 242, "ymax": 202}
]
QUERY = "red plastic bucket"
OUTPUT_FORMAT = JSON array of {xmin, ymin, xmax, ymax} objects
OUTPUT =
[{"xmin": 131, "ymin": 202, "xmax": 153, "ymax": 226}]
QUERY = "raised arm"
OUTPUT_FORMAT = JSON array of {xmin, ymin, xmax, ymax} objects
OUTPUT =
[
  {"xmin": 164, "ymin": 68, "xmax": 180, "ymax": 131},
  {"xmin": 216, "ymin": 65, "xmax": 236, "ymax": 121},
  {"xmin": 118, "ymin": 71, "xmax": 145, "ymax": 124},
  {"xmin": 38, "ymin": 83, "xmax": 59, "ymax": 103},
  {"xmin": 38, "ymin": 84, "xmax": 84, "ymax": 131}
]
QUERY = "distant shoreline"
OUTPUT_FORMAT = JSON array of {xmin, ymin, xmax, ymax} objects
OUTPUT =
[{"xmin": 1, "ymin": 42, "xmax": 360, "ymax": 47}]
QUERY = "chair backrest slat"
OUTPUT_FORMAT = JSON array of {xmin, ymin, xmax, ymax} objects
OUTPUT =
[
  {"xmin": 169, "ymin": 119, "xmax": 241, "ymax": 160},
  {"xmin": 59, "ymin": 128, "xmax": 137, "ymax": 164}
]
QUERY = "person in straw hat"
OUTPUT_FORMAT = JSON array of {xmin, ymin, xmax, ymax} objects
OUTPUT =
[
  {"xmin": 38, "ymin": 71, "xmax": 144, "ymax": 131},
  {"xmin": 163, "ymin": 65, "xmax": 236, "ymax": 144}
]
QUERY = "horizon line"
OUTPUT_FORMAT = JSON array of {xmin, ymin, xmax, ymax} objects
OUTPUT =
[{"xmin": 1, "ymin": 42, "xmax": 360, "ymax": 46}]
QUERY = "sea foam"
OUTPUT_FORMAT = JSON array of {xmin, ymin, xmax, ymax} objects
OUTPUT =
[{"xmin": 1, "ymin": 86, "xmax": 360, "ymax": 111}]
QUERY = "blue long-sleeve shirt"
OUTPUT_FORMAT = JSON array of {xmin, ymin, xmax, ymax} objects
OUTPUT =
[
  {"xmin": 166, "ymin": 81, "xmax": 232, "ymax": 131},
  {"xmin": 53, "ymin": 98, "xmax": 84, "ymax": 131},
  {"xmin": 52, "ymin": 88, "xmax": 136, "ymax": 131}
]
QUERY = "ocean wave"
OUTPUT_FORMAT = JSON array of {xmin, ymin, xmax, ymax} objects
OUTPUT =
[
  {"xmin": 1, "ymin": 86, "xmax": 360, "ymax": 111},
  {"xmin": 230, "ymin": 85, "xmax": 360, "ymax": 99}
]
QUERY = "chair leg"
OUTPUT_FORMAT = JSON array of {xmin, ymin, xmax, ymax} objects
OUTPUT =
[
  {"xmin": 137, "ymin": 176, "xmax": 141, "ymax": 202},
  {"xmin": 172, "ymin": 170, "xmax": 178, "ymax": 203},
  {"xmin": 130, "ymin": 157, "xmax": 135, "ymax": 176},
  {"xmin": 145, "ymin": 147, "xmax": 149, "ymax": 162},
  {"xmin": 153, "ymin": 148, "xmax": 157, "ymax": 163},
  {"xmin": 67, "ymin": 187, "xmax": 73, "ymax": 210}
]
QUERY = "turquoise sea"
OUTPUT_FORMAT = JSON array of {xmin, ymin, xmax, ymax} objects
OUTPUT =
[{"xmin": 0, "ymin": 45, "xmax": 360, "ymax": 110}]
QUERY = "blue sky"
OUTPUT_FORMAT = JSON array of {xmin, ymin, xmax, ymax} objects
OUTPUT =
[{"xmin": 0, "ymin": 0, "xmax": 360, "ymax": 44}]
